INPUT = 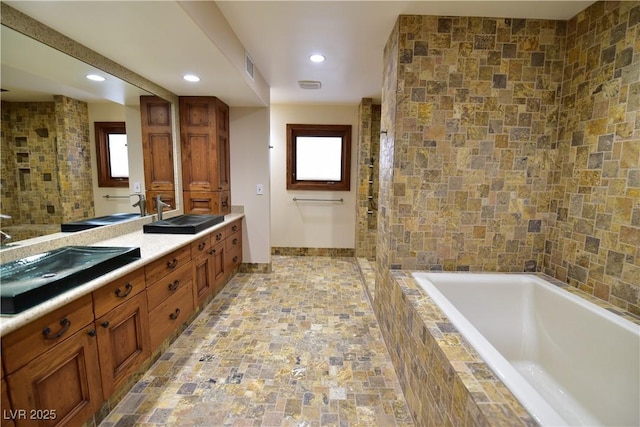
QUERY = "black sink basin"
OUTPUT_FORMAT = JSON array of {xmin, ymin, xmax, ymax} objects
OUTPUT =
[
  {"xmin": 143, "ymin": 214, "xmax": 224, "ymax": 234},
  {"xmin": 1, "ymin": 246, "xmax": 141, "ymax": 314},
  {"xmin": 61, "ymin": 212, "xmax": 141, "ymax": 232}
]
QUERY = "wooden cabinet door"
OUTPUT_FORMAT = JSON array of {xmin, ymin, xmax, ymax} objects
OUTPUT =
[
  {"xmin": 214, "ymin": 98, "xmax": 230, "ymax": 192},
  {"xmin": 211, "ymin": 241, "xmax": 226, "ymax": 295},
  {"xmin": 7, "ymin": 327, "xmax": 103, "ymax": 427},
  {"xmin": 192, "ymin": 252, "xmax": 214, "ymax": 306},
  {"xmin": 95, "ymin": 292, "xmax": 150, "ymax": 398},
  {"xmin": 180, "ymin": 97, "xmax": 219, "ymax": 192},
  {"xmin": 141, "ymin": 96, "xmax": 175, "ymax": 201}
]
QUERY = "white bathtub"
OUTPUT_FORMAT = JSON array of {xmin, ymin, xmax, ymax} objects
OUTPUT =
[{"xmin": 411, "ymin": 272, "xmax": 640, "ymax": 427}]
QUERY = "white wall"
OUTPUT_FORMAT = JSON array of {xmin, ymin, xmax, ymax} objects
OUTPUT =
[
  {"xmin": 230, "ymin": 107, "xmax": 271, "ymax": 264},
  {"xmin": 88, "ymin": 102, "xmax": 144, "ymax": 216},
  {"xmin": 270, "ymin": 104, "xmax": 359, "ymax": 249}
]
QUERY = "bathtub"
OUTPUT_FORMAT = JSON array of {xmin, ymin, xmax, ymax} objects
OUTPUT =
[{"xmin": 411, "ymin": 272, "xmax": 640, "ymax": 427}]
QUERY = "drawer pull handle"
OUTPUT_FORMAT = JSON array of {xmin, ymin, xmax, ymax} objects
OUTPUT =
[
  {"xmin": 208, "ymin": 248, "xmax": 216, "ymax": 255},
  {"xmin": 168, "ymin": 280, "xmax": 180, "ymax": 291},
  {"xmin": 42, "ymin": 318, "xmax": 70, "ymax": 340},
  {"xmin": 232, "ymin": 225, "xmax": 238, "ymax": 232},
  {"xmin": 232, "ymin": 238, "xmax": 239, "ymax": 245},
  {"xmin": 114, "ymin": 283, "xmax": 133, "ymax": 298},
  {"xmin": 233, "ymin": 256, "xmax": 238, "ymax": 263},
  {"xmin": 167, "ymin": 258, "xmax": 178, "ymax": 269},
  {"xmin": 198, "ymin": 241, "xmax": 206, "ymax": 251},
  {"xmin": 216, "ymin": 233, "xmax": 222, "ymax": 241},
  {"xmin": 169, "ymin": 308, "xmax": 181, "ymax": 320},
  {"xmin": 88, "ymin": 329, "xmax": 97, "ymax": 337},
  {"xmin": 101, "ymin": 321, "xmax": 110, "ymax": 328},
  {"xmin": 222, "ymin": 198, "xmax": 228, "ymax": 208}
]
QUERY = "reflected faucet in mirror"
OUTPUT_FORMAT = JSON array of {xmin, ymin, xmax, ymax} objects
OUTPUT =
[
  {"xmin": 156, "ymin": 195, "xmax": 171, "ymax": 220},
  {"xmin": 131, "ymin": 194, "xmax": 146, "ymax": 217}
]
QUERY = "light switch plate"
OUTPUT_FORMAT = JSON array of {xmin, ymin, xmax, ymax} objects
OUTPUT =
[
  {"xmin": 256, "ymin": 184, "xmax": 264, "ymax": 195},
  {"xmin": 133, "ymin": 182, "xmax": 141, "ymax": 193}
]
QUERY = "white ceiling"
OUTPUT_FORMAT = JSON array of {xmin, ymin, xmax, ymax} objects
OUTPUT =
[{"xmin": 3, "ymin": 1, "xmax": 595, "ymax": 107}]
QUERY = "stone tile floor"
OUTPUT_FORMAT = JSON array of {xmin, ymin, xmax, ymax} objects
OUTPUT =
[{"xmin": 100, "ymin": 256, "xmax": 414, "ymax": 427}]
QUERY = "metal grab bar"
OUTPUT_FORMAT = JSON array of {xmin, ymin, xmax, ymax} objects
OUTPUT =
[
  {"xmin": 293, "ymin": 197, "xmax": 343, "ymax": 202},
  {"xmin": 102, "ymin": 195, "xmax": 130, "ymax": 199}
]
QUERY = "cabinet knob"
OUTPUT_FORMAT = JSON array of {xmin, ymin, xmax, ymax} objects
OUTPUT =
[
  {"xmin": 114, "ymin": 283, "xmax": 133, "ymax": 298},
  {"xmin": 233, "ymin": 256, "xmax": 238, "ymax": 263},
  {"xmin": 208, "ymin": 248, "xmax": 216, "ymax": 255},
  {"xmin": 198, "ymin": 241, "xmax": 206, "ymax": 251},
  {"xmin": 101, "ymin": 321, "xmax": 110, "ymax": 328},
  {"xmin": 232, "ymin": 225, "xmax": 238, "ymax": 232},
  {"xmin": 166, "ymin": 258, "xmax": 178, "ymax": 269},
  {"xmin": 169, "ymin": 308, "xmax": 181, "ymax": 320},
  {"xmin": 168, "ymin": 280, "xmax": 180, "ymax": 291},
  {"xmin": 88, "ymin": 329, "xmax": 97, "ymax": 337},
  {"xmin": 42, "ymin": 317, "xmax": 70, "ymax": 341},
  {"xmin": 233, "ymin": 238, "xmax": 239, "ymax": 245}
]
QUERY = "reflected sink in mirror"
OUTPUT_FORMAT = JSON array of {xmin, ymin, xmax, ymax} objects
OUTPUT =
[
  {"xmin": 61, "ymin": 212, "xmax": 141, "ymax": 232},
  {"xmin": 1, "ymin": 246, "xmax": 141, "ymax": 314},
  {"xmin": 143, "ymin": 214, "xmax": 225, "ymax": 234}
]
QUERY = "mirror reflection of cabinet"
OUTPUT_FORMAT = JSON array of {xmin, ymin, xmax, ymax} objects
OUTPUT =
[
  {"xmin": 180, "ymin": 96, "xmax": 231, "ymax": 215},
  {"xmin": 140, "ymin": 96, "xmax": 176, "ymax": 213}
]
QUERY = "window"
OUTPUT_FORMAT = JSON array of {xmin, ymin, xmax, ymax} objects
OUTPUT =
[
  {"xmin": 286, "ymin": 124, "xmax": 351, "ymax": 191},
  {"xmin": 95, "ymin": 121, "xmax": 128, "ymax": 187}
]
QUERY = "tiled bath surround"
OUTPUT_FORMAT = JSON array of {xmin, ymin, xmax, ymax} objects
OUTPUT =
[{"xmin": 375, "ymin": 1, "xmax": 639, "ymax": 425}]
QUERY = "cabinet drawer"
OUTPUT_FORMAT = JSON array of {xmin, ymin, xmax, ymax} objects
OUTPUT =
[
  {"xmin": 225, "ymin": 228, "xmax": 242, "ymax": 253},
  {"xmin": 211, "ymin": 227, "xmax": 226, "ymax": 244},
  {"xmin": 147, "ymin": 262, "xmax": 193, "ymax": 312},
  {"xmin": 2, "ymin": 294, "xmax": 94, "ymax": 374},
  {"xmin": 148, "ymin": 281, "xmax": 194, "ymax": 349},
  {"xmin": 190, "ymin": 234, "xmax": 211, "ymax": 259},
  {"xmin": 226, "ymin": 244, "xmax": 243, "ymax": 270},
  {"xmin": 225, "ymin": 219, "xmax": 241, "ymax": 235},
  {"xmin": 93, "ymin": 268, "xmax": 146, "ymax": 318},
  {"xmin": 145, "ymin": 245, "xmax": 191, "ymax": 284}
]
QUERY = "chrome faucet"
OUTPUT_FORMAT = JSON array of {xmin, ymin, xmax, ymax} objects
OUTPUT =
[
  {"xmin": 130, "ymin": 193, "xmax": 146, "ymax": 217},
  {"xmin": 0, "ymin": 214, "xmax": 12, "ymax": 247},
  {"xmin": 156, "ymin": 195, "xmax": 170, "ymax": 220}
]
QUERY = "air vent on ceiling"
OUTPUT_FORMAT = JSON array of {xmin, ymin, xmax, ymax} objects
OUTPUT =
[
  {"xmin": 298, "ymin": 80, "xmax": 322, "ymax": 90},
  {"xmin": 245, "ymin": 51, "xmax": 254, "ymax": 81}
]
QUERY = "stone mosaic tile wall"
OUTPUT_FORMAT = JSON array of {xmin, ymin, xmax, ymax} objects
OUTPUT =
[
  {"xmin": 0, "ymin": 96, "xmax": 94, "ymax": 233},
  {"xmin": 355, "ymin": 98, "xmax": 381, "ymax": 260},
  {"xmin": 1, "ymin": 101, "xmax": 63, "ymax": 225},
  {"xmin": 546, "ymin": 1, "xmax": 640, "ymax": 314},
  {"xmin": 54, "ymin": 95, "xmax": 95, "ymax": 222},
  {"xmin": 378, "ymin": 15, "xmax": 566, "ymax": 275}
]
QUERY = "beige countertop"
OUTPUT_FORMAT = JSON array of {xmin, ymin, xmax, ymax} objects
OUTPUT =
[{"xmin": 0, "ymin": 213, "xmax": 244, "ymax": 336}]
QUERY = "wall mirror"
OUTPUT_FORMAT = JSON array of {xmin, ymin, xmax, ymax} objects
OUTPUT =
[{"xmin": 0, "ymin": 23, "xmax": 179, "ymax": 245}]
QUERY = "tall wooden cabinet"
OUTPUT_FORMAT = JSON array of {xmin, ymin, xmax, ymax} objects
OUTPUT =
[
  {"xmin": 140, "ymin": 95, "xmax": 176, "ymax": 213},
  {"xmin": 180, "ymin": 96, "xmax": 231, "ymax": 215}
]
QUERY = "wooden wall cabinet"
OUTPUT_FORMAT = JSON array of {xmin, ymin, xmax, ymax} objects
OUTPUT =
[
  {"xmin": 141, "ymin": 95, "xmax": 175, "ymax": 211},
  {"xmin": 180, "ymin": 96, "xmax": 231, "ymax": 215}
]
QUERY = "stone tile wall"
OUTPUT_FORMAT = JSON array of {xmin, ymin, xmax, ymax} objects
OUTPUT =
[
  {"xmin": 355, "ymin": 98, "xmax": 381, "ymax": 260},
  {"xmin": 0, "ymin": 96, "xmax": 95, "ymax": 234},
  {"xmin": 1, "ymin": 101, "xmax": 63, "ymax": 226},
  {"xmin": 54, "ymin": 95, "xmax": 94, "ymax": 222},
  {"xmin": 546, "ymin": 1, "xmax": 640, "ymax": 314}
]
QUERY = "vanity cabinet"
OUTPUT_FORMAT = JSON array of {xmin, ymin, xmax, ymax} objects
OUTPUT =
[
  {"xmin": 3, "ymin": 295, "xmax": 103, "ymax": 427},
  {"xmin": 140, "ymin": 95, "xmax": 176, "ymax": 212},
  {"xmin": 180, "ymin": 96, "xmax": 231, "ymax": 215},
  {"xmin": 191, "ymin": 235, "xmax": 215, "ymax": 306},
  {"xmin": 2, "ymin": 366, "xmax": 13, "ymax": 427},
  {"xmin": 224, "ymin": 219, "xmax": 243, "ymax": 277},
  {"xmin": 145, "ymin": 247, "xmax": 195, "ymax": 349}
]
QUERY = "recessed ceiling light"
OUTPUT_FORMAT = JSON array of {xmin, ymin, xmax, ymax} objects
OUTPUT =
[
  {"xmin": 86, "ymin": 74, "xmax": 106, "ymax": 82},
  {"xmin": 309, "ymin": 54, "xmax": 325, "ymax": 63},
  {"xmin": 183, "ymin": 74, "xmax": 200, "ymax": 82}
]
